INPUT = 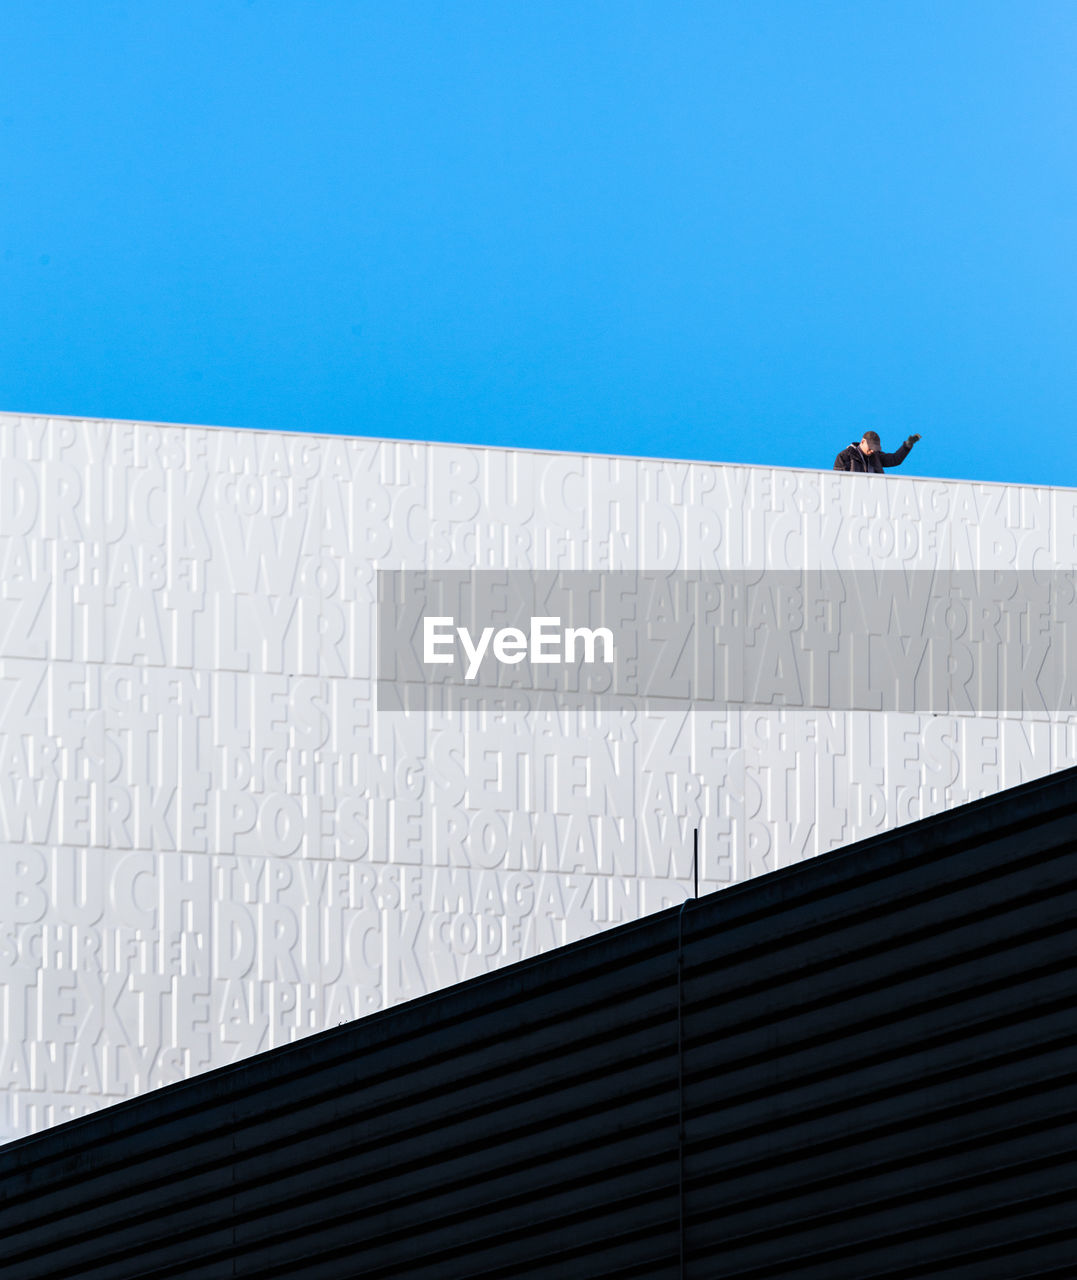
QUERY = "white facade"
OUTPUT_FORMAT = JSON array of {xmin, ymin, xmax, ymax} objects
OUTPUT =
[{"xmin": 0, "ymin": 411, "xmax": 1074, "ymax": 1140}]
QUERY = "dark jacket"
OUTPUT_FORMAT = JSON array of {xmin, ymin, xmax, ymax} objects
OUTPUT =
[{"xmin": 833, "ymin": 438, "xmax": 914, "ymax": 473}]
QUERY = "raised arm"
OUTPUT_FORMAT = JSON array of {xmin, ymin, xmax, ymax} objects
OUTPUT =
[{"xmin": 879, "ymin": 434, "xmax": 921, "ymax": 468}]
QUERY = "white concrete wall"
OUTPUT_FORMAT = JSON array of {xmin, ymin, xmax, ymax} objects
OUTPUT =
[{"xmin": 0, "ymin": 412, "xmax": 1074, "ymax": 1139}]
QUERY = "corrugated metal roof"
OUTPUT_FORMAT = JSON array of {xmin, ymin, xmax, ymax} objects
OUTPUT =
[{"xmin": 1, "ymin": 766, "xmax": 1075, "ymax": 1278}]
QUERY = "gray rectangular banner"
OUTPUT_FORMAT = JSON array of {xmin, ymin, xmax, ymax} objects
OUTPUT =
[{"xmin": 377, "ymin": 570, "xmax": 1077, "ymax": 715}]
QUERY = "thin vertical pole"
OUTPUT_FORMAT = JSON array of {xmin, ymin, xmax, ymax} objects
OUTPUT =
[
  {"xmin": 693, "ymin": 827, "xmax": 699, "ymax": 899},
  {"xmin": 677, "ymin": 899, "xmax": 687, "ymax": 1279}
]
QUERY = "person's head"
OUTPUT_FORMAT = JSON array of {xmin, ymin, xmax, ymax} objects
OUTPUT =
[{"xmin": 859, "ymin": 431, "xmax": 881, "ymax": 455}]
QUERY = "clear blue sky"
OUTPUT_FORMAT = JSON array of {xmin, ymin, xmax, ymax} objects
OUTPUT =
[{"xmin": 3, "ymin": 2, "xmax": 1075, "ymax": 487}]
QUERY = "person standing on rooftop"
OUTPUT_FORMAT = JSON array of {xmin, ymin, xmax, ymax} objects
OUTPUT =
[{"xmin": 834, "ymin": 431, "xmax": 921, "ymax": 473}]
